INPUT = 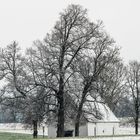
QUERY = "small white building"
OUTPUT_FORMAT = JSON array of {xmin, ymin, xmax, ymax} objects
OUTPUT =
[{"xmin": 48, "ymin": 96, "xmax": 120, "ymax": 138}]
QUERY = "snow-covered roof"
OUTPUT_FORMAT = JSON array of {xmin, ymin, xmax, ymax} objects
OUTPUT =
[{"xmin": 83, "ymin": 95, "xmax": 120, "ymax": 123}]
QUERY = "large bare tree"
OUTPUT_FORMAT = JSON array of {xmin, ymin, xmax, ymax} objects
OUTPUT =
[
  {"xmin": 28, "ymin": 4, "xmax": 103, "ymax": 137},
  {"xmin": 0, "ymin": 42, "xmax": 44, "ymax": 138},
  {"xmin": 126, "ymin": 60, "xmax": 140, "ymax": 134},
  {"xmin": 70, "ymin": 33, "xmax": 120, "ymax": 136}
]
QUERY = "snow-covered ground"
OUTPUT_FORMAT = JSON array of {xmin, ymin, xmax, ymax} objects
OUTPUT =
[
  {"xmin": 50, "ymin": 136, "xmax": 140, "ymax": 140},
  {"xmin": 117, "ymin": 126, "xmax": 135, "ymax": 135},
  {"xmin": 0, "ymin": 123, "xmax": 138, "ymax": 138}
]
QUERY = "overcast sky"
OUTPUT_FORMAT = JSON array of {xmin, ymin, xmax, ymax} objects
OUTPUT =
[{"xmin": 0, "ymin": 0, "xmax": 140, "ymax": 63}]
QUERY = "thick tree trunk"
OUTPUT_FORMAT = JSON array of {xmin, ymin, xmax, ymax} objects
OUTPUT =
[
  {"xmin": 57, "ymin": 76, "xmax": 64, "ymax": 137},
  {"xmin": 75, "ymin": 89, "xmax": 87, "ymax": 136},
  {"xmin": 57, "ymin": 94, "xmax": 64, "ymax": 137},
  {"xmin": 33, "ymin": 120, "xmax": 38, "ymax": 138},
  {"xmin": 75, "ymin": 113, "xmax": 81, "ymax": 136}
]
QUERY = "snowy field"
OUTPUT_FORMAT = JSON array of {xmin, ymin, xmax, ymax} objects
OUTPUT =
[
  {"xmin": 0, "ymin": 123, "xmax": 136, "ymax": 135},
  {"xmin": 49, "ymin": 136, "xmax": 140, "ymax": 140},
  {"xmin": 117, "ymin": 126, "xmax": 135, "ymax": 135},
  {"xmin": 0, "ymin": 123, "xmax": 48, "ymax": 136},
  {"xmin": 0, "ymin": 124, "xmax": 136, "ymax": 136}
]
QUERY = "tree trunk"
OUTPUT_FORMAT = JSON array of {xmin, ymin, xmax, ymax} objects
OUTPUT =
[
  {"xmin": 135, "ymin": 116, "xmax": 138, "ymax": 134},
  {"xmin": 75, "ymin": 113, "xmax": 81, "ymax": 136},
  {"xmin": 135, "ymin": 100, "xmax": 139, "ymax": 134},
  {"xmin": 33, "ymin": 120, "xmax": 38, "ymax": 138},
  {"xmin": 135, "ymin": 78, "xmax": 139, "ymax": 135},
  {"xmin": 75, "ymin": 89, "xmax": 87, "ymax": 136},
  {"xmin": 57, "ymin": 76, "xmax": 64, "ymax": 137}
]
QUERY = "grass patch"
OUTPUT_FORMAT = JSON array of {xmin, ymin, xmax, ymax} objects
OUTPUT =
[
  {"xmin": 1, "ymin": 132, "xmax": 140, "ymax": 140},
  {"xmin": 0, "ymin": 132, "xmax": 47, "ymax": 140}
]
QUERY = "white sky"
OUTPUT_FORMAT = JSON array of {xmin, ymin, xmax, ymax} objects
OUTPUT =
[{"xmin": 0, "ymin": 0, "xmax": 140, "ymax": 63}]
